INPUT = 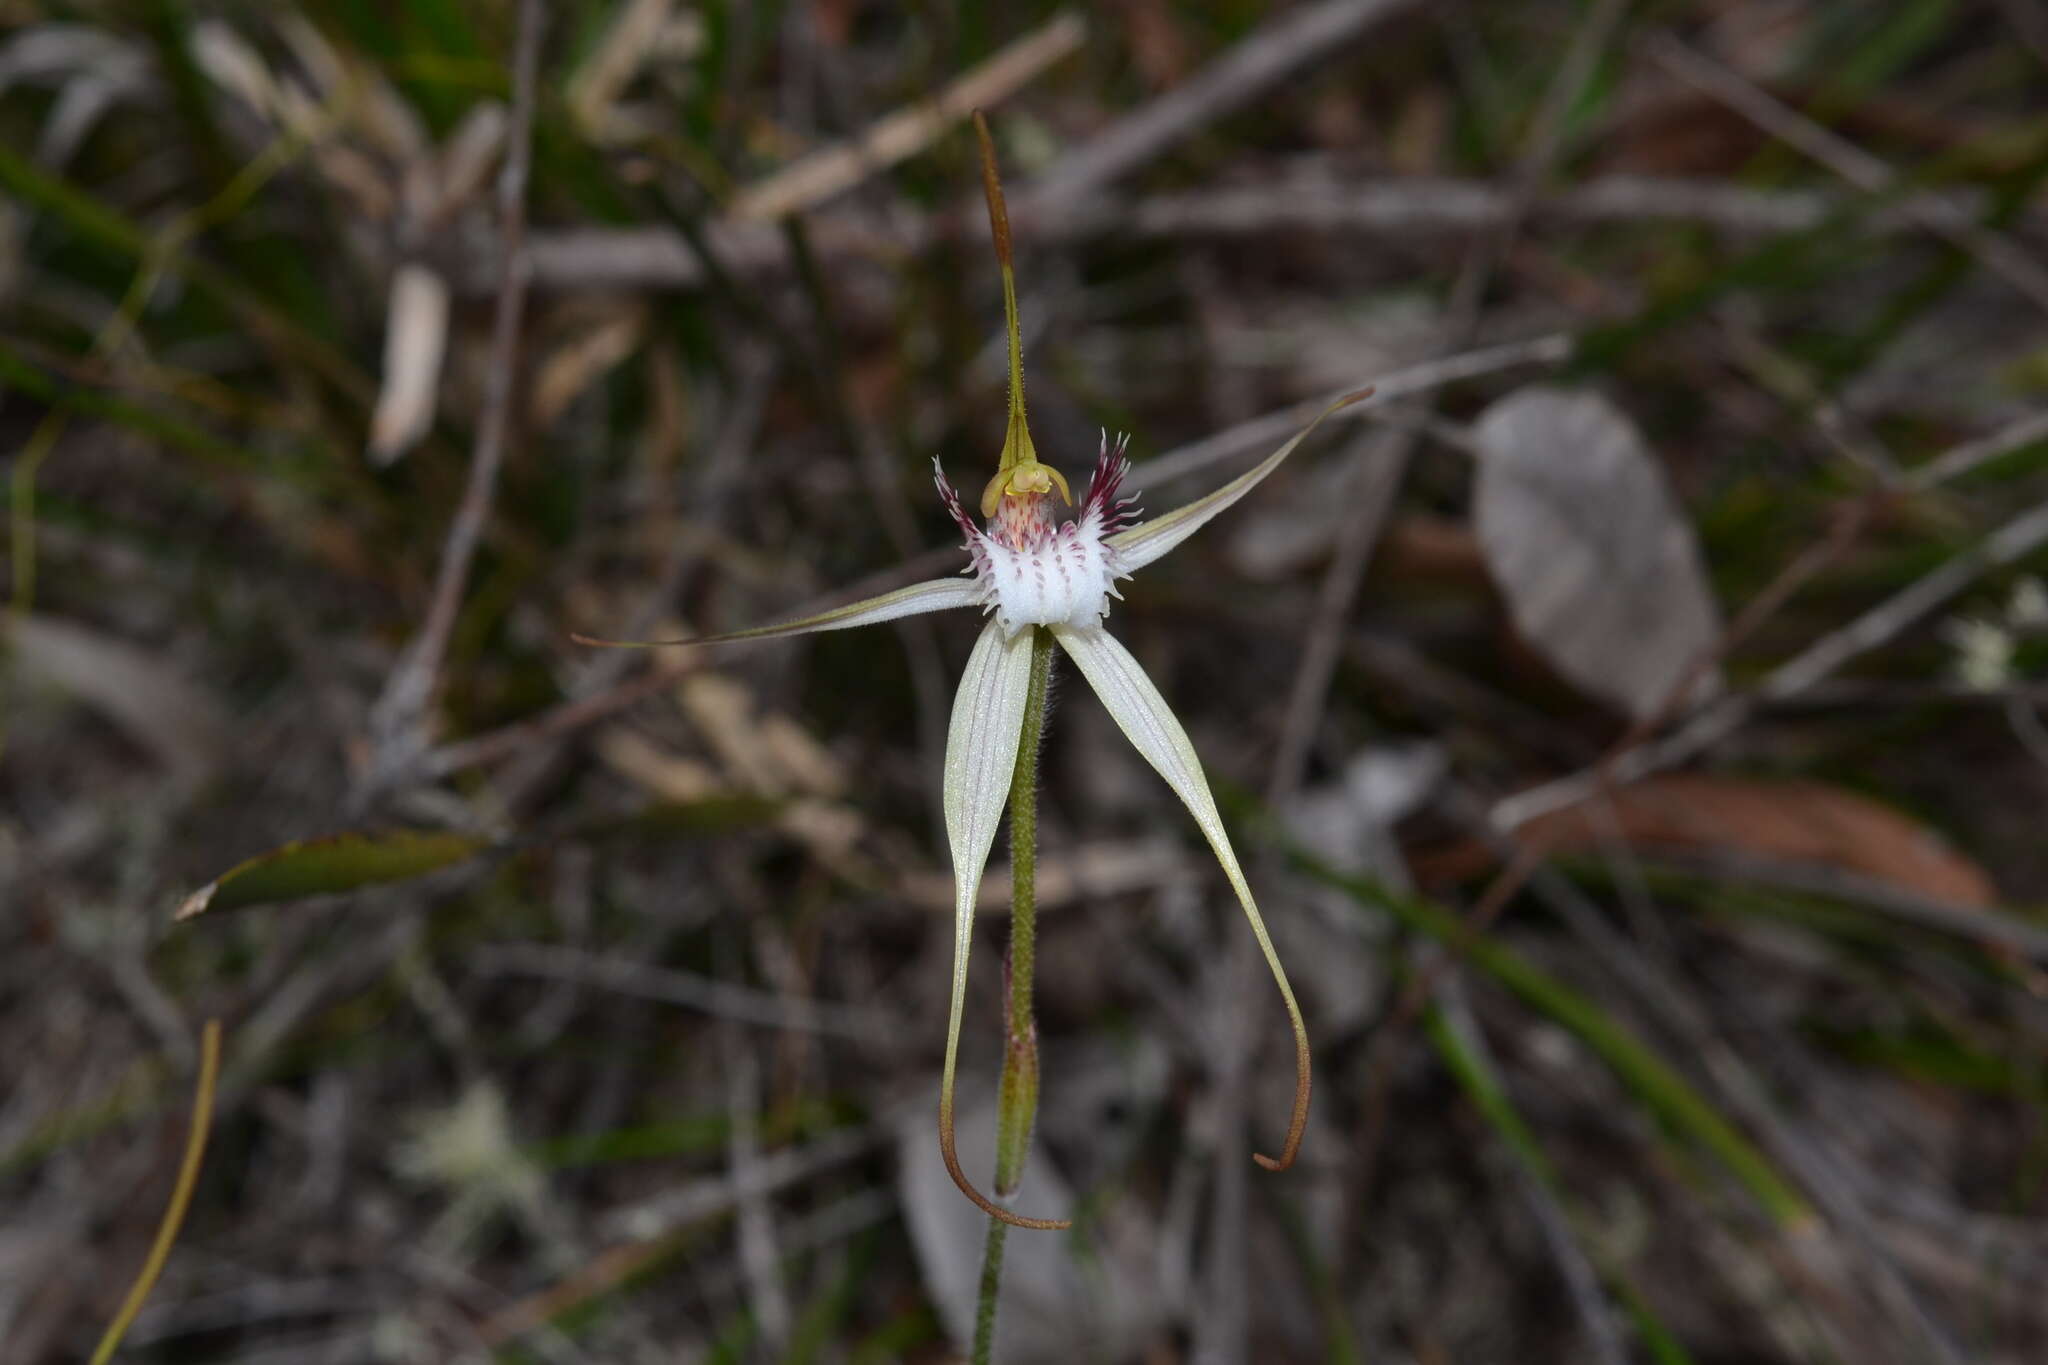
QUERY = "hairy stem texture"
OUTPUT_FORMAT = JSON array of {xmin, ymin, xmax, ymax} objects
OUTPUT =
[{"xmin": 972, "ymin": 625, "xmax": 1055, "ymax": 1365}]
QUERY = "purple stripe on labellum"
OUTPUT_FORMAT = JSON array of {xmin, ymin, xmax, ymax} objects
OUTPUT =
[
  {"xmin": 1080, "ymin": 432, "xmax": 1140, "ymax": 538},
  {"xmin": 934, "ymin": 460, "xmax": 981, "ymax": 542}
]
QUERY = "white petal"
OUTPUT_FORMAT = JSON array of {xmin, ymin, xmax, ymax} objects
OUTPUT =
[
  {"xmin": 938, "ymin": 618, "xmax": 1038, "ymax": 1118},
  {"xmin": 1106, "ymin": 389, "xmax": 1369, "ymax": 573},
  {"xmin": 1052, "ymin": 624, "xmax": 1311, "ymax": 1168},
  {"xmin": 576, "ymin": 576, "xmax": 980, "ymax": 649}
]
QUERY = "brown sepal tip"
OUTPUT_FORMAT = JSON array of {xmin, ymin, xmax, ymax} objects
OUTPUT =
[{"xmin": 972, "ymin": 109, "xmax": 1013, "ymax": 268}]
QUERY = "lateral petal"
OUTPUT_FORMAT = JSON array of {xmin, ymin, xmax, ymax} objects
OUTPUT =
[
  {"xmin": 1106, "ymin": 388, "xmax": 1371, "ymax": 573},
  {"xmin": 1052, "ymin": 624, "xmax": 1312, "ymax": 1171},
  {"xmin": 938, "ymin": 619, "xmax": 1069, "ymax": 1229},
  {"xmin": 573, "ymin": 576, "xmax": 980, "ymax": 649}
]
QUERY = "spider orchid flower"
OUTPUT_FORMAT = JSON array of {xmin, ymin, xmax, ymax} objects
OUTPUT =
[{"xmin": 579, "ymin": 113, "xmax": 1368, "ymax": 1229}]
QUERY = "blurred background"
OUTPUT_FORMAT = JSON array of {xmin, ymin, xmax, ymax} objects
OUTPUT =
[{"xmin": 7, "ymin": 0, "xmax": 2048, "ymax": 1360}]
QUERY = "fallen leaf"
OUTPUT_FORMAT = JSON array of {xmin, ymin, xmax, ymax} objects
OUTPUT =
[
  {"xmin": 175, "ymin": 830, "xmax": 487, "ymax": 920},
  {"xmin": 1472, "ymin": 387, "xmax": 1723, "ymax": 720},
  {"xmin": 1415, "ymin": 774, "xmax": 1997, "ymax": 907}
]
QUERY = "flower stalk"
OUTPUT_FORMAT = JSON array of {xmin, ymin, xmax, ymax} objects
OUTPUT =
[
  {"xmin": 972, "ymin": 624, "xmax": 1055, "ymax": 1363},
  {"xmin": 974, "ymin": 111, "xmax": 1068, "ymax": 517},
  {"xmin": 995, "ymin": 627, "xmax": 1052, "ymax": 1196}
]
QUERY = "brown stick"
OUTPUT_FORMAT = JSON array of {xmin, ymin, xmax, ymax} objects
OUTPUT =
[{"xmin": 363, "ymin": 0, "xmax": 545, "ymax": 794}]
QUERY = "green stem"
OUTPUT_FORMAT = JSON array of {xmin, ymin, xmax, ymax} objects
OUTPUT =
[
  {"xmin": 971, "ymin": 626, "xmax": 1054, "ymax": 1365},
  {"xmin": 971, "ymin": 1215, "xmax": 1009, "ymax": 1365}
]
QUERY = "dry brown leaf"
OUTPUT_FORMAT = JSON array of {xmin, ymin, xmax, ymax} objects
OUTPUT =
[
  {"xmin": 595, "ymin": 727, "xmax": 721, "ymax": 802},
  {"xmin": 529, "ymin": 307, "xmax": 646, "ymax": 430},
  {"xmin": 430, "ymin": 100, "xmax": 508, "ymax": 221},
  {"xmin": 1380, "ymin": 514, "xmax": 1488, "ymax": 587},
  {"xmin": 678, "ymin": 673, "xmax": 785, "ymax": 795},
  {"xmin": 564, "ymin": 0, "xmax": 693, "ymax": 144},
  {"xmin": 1417, "ymin": 774, "xmax": 1997, "ymax": 906},
  {"xmin": 1472, "ymin": 387, "xmax": 1724, "ymax": 721}
]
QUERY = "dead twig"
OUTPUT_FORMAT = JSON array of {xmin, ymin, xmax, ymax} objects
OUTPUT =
[
  {"xmin": 1906, "ymin": 407, "xmax": 2048, "ymax": 491},
  {"xmin": 1653, "ymin": 849, "xmax": 2048, "ymax": 965},
  {"xmin": 420, "ymin": 657, "xmax": 701, "ymax": 779},
  {"xmin": 1451, "ymin": 795, "xmax": 1967, "ymax": 1365},
  {"xmin": 1135, "ymin": 333, "xmax": 1572, "ymax": 492},
  {"xmin": 469, "ymin": 943, "xmax": 898, "ymax": 1043},
  {"xmin": 729, "ymin": 12, "xmax": 1086, "ymax": 221},
  {"xmin": 481, "ymin": 347, "xmax": 779, "ymax": 812},
  {"xmin": 421, "ymin": 541, "xmax": 956, "ymax": 783},
  {"xmin": 1432, "ymin": 977, "xmax": 1630, "ymax": 1365},
  {"xmin": 1023, "ymin": 0, "xmax": 1425, "ymax": 215},
  {"xmin": 1207, "ymin": 9, "xmax": 1625, "ymax": 1348},
  {"xmin": 1601, "ymin": 492, "xmax": 1879, "ymax": 774},
  {"xmin": 1645, "ymin": 32, "xmax": 2048, "ymax": 319},
  {"xmin": 718, "ymin": 994, "xmax": 791, "ymax": 1349},
  {"xmin": 506, "ymin": 175, "xmax": 2048, "ymax": 293},
  {"xmin": 599, "ymin": 1124, "xmax": 885, "ymax": 1243},
  {"xmin": 1553, "ymin": 902, "xmax": 1963, "ymax": 1365},
  {"xmin": 362, "ymin": 0, "xmax": 545, "ymax": 800},
  {"xmin": 1496, "ymin": 442, "xmax": 2048, "ymax": 830},
  {"xmin": 1352, "ymin": 835, "xmax": 1553, "ymax": 1200},
  {"xmin": 1272, "ymin": 0, "xmax": 1627, "ymax": 1226}
]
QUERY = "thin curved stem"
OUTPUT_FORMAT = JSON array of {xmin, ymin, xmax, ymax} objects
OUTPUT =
[
  {"xmin": 91, "ymin": 1019, "xmax": 222, "ymax": 1365},
  {"xmin": 971, "ymin": 626, "xmax": 1056, "ymax": 1363}
]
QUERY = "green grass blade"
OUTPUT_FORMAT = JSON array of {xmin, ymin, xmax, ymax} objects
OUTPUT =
[
  {"xmin": 0, "ymin": 143, "xmax": 373, "ymax": 405},
  {"xmin": 1425, "ymin": 1006, "xmax": 1699, "ymax": 1365},
  {"xmin": 1292, "ymin": 850, "xmax": 1813, "ymax": 1227}
]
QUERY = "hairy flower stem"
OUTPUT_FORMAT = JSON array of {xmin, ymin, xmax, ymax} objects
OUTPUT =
[{"xmin": 971, "ymin": 625, "xmax": 1054, "ymax": 1365}]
